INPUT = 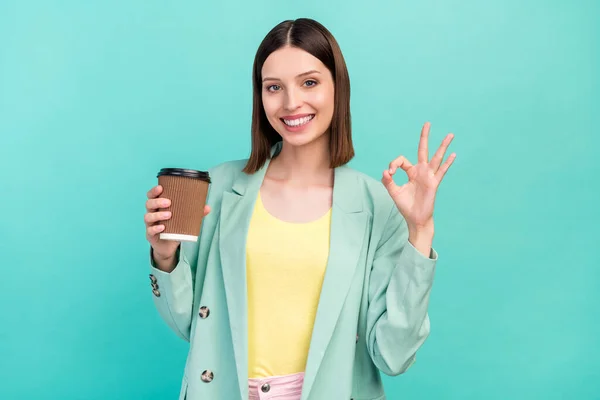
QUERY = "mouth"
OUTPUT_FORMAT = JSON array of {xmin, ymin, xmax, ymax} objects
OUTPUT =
[{"xmin": 280, "ymin": 114, "xmax": 315, "ymax": 131}]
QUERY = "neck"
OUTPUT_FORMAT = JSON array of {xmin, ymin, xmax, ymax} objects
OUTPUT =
[{"xmin": 268, "ymin": 135, "xmax": 333, "ymax": 186}]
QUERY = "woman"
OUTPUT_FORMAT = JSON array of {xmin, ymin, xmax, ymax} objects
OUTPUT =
[{"xmin": 144, "ymin": 18, "xmax": 455, "ymax": 400}]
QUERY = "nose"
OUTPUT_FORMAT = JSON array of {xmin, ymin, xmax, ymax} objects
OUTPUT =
[{"xmin": 283, "ymin": 88, "xmax": 302, "ymax": 111}]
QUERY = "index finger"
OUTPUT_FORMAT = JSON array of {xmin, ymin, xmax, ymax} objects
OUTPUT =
[
  {"xmin": 146, "ymin": 185, "xmax": 163, "ymax": 199},
  {"xmin": 418, "ymin": 122, "xmax": 431, "ymax": 164}
]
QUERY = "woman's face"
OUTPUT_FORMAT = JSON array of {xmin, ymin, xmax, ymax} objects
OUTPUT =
[{"xmin": 261, "ymin": 46, "xmax": 335, "ymax": 148}]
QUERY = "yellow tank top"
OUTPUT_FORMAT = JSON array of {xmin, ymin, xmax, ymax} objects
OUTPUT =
[{"xmin": 246, "ymin": 190, "xmax": 331, "ymax": 379}]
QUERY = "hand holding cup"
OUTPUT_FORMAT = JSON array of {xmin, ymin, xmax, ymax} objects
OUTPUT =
[
  {"xmin": 145, "ymin": 167, "xmax": 211, "ymax": 272},
  {"xmin": 145, "ymin": 184, "xmax": 211, "ymax": 260}
]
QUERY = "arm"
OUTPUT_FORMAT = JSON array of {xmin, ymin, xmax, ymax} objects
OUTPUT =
[
  {"xmin": 148, "ymin": 169, "xmax": 216, "ymax": 342},
  {"xmin": 365, "ymin": 204, "xmax": 438, "ymax": 376}
]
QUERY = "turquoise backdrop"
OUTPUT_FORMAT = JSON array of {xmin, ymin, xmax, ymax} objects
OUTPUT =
[{"xmin": 1, "ymin": 0, "xmax": 598, "ymax": 399}]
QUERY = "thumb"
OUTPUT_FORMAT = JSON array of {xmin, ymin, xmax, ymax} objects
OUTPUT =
[{"xmin": 382, "ymin": 169, "xmax": 398, "ymax": 193}]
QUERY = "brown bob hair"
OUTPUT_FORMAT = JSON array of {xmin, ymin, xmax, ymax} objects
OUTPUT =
[{"xmin": 242, "ymin": 18, "xmax": 354, "ymax": 174}]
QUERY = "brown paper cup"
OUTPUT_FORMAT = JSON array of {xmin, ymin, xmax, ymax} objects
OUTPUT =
[{"xmin": 157, "ymin": 168, "xmax": 211, "ymax": 242}]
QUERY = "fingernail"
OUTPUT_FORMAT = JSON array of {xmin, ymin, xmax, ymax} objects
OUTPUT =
[
  {"xmin": 164, "ymin": 212, "xmax": 171, "ymax": 218},
  {"xmin": 389, "ymin": 168, "xmax": 393, "ymax": 174},
  {"xmin": 162, "ymin": 200, "xmax": 170, "ymax": 207}
]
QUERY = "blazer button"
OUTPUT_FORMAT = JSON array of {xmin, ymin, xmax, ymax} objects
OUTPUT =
[
  {"xmin": 151, "ymin": 282, "xmax": 159, "ymax": 290},
  {"xmin": 261, "ymin": 383, "xmax": 270, "ymax": 392},
  {"xmin": 149, "ymin": 274, "xmax": 157, "ymax": 284},
  {"xmin": 356, "ymin": 334, "xmax": 359, "ymax": 343},
  {"xmin": 199, "ymin": 306, "xmax": 210, "ymax": 319},
  {"xmin": 201, "ymin": 370, "xmax": 214, "ymax": 383},
  {"xmin": 152, "ymin": 289, "xmax": 161, "ymax": 297}
]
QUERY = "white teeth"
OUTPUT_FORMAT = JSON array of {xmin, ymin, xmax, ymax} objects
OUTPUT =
[{"xmin": 283, "ymin": 115, "xmax": 314, "ymax": 127}]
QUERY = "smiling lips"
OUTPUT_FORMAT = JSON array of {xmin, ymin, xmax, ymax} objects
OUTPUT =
[{"xmin": 280, "ymin": 114, "xmax": 315, "ymax": 131}]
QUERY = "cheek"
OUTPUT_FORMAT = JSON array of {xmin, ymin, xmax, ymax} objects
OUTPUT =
[
  {"xmin": 262, "ymin": 96, "xmax": 279, "ymax": 119},
  {"xmin": 310, "ymin": 90, "xmax": 334, "ymax": 116}
]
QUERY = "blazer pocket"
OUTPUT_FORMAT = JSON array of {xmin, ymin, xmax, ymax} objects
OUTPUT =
[{"xmin": 179, "ymin": 376, "xmax": 189, "ymax": 400}]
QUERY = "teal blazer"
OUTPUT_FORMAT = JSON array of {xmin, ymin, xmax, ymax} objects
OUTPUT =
[{"xmin": 149, "ymin": 142, "xmax": 438, "ymax": 400}]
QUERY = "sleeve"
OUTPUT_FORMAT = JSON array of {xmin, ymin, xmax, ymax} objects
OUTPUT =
[
  {"xmin": 365, "ymin": 203, "xmax": 438, "ymax": 376},
  {"xmin": 148, "ymin": 240, "xmax": 200, "ymax": 342}
]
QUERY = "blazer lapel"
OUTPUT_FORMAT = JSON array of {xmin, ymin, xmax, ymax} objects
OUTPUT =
[
  {"xmin": 301, "ymin": 166, "xmax": 368, "ymax": 400},
  {"xmin": 219, "ymin": 148, "xmax": 275, "ymax": 400}
]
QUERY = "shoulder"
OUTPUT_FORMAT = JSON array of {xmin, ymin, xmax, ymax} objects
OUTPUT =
[
  {"xmin": 344, "ymin": 167, "xmax": 406, "ymax": 240},
  {"xmin": 343, "ymin": 167, "xmax": 406, "ymax": 242},
  {"xmin": 340, "ymin": 166, "xmax": 396, "ymax": 213},
  {"xmin": 334, "ymin": 166, "xmax": 406, "ymax": 240},
  {"xmin": 203, "ymin": 158, "xmax": 247, "ymax": 199},
  {"xmin": 208, "ymin": 158, "xmax": 247, "ymax": 179},
  {"xmin": 207, "ymin": 158, "xmax": 251, "ymax": 189}
]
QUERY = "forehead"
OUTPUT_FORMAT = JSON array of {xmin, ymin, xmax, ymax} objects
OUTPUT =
[{"xmin": 262, "ymin": 46, "xmax": 328, "ymax": 79}]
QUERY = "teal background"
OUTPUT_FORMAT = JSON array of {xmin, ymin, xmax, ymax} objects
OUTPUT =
[{"xmin": 1, "ymin": 0, "xmax": 598, "ymax": 399}]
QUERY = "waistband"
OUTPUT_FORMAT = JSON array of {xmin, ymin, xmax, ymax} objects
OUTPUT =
[{"xmin": 248, "ymin": 371, "xmax": 304, "ymax": 400}]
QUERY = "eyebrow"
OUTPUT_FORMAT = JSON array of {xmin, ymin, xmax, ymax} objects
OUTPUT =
[{"xmin": 262, "ymin": 70, "xmax": 321, "ymax": 83}]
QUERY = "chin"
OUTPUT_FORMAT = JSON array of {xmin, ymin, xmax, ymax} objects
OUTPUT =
[
  {"xmin": 279, "ymin": 130, "xmax": 325, "ymax": 148},
  {"xmin": 276, "ymin": 122, "xmax": 328, "ymax": 148}
]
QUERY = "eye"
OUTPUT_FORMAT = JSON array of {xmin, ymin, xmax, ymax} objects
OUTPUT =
[
  {"xmin": 266, "ymin": 84, "xmax": 281, "ymax": 92},
  {"xmin": 304, "ymin": 79, "xmax": 318, "ymax": 87}
]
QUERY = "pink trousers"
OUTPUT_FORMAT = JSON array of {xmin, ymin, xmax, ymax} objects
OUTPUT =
[{"xmin": 248, "ymin": 372, "xmax": 304, "ymax": 400}]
